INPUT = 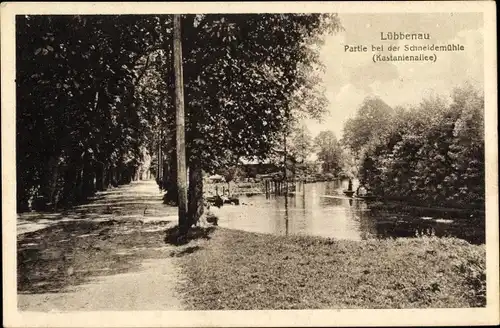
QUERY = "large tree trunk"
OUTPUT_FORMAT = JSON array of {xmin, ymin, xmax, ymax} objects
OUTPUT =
[
  {"xmin": 116, "ymin": 167, "xmax": 122, "ymax": 185},
  {"xmin": 16, "ymin": 175, "xmax": 30, "ymax": 212},
  {"xmin": 188, "ymin": 156, "xmax": 204, "ymax": 227},
  {"xmin": 81, "ymin": 157, "xmax": 95, "ymax": 200},
  {"xmin": 106, "ymin": 164, "xmax": 113, "ymax": 188},
  {"xmin": 43, "ymin": 154, "xmax": 62, "ymax": 210},
  {"xmin": 60, "ymin": 163, "xmax": 77, "ymax": 206},
  {"xmin": 163, "ymin": 155, "xmax": 179, "ymax": 205},
  {"xmin": 75, "ymin": 167, "xmax": 84, "ymax": 202},
  {"xmin": 95, "ymin": 162, "xmax": 105, "ymax": 191}
]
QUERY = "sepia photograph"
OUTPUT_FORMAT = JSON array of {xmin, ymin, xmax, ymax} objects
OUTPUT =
[{"xmin": 2, "ymin": 1, "xmax": 498, "ymax": 327}]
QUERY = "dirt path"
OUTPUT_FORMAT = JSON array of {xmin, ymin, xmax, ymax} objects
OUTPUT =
[{"xmin": 17, "ymin": 180, "xmax": 186, "ymax": 311}]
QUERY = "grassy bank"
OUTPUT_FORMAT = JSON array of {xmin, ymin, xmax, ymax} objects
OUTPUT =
[{"xmin": 172, "ymin": 228, "xmax": 485, "ymax": 310}]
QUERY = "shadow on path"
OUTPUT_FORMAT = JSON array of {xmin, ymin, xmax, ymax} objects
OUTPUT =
[
  {"xmin": 164, "ymin": 225, "xmax": 217, "ymax": 246},
  {"xmin": 17, "ymin": 180, "xmax": 178, "ymax": 235},
  {"xmin": 17, "ymin": 180, "xmax": 185, "ymax": 311}
]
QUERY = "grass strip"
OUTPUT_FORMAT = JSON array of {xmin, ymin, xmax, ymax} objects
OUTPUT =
[{"xmin": 172, "ymin": 228, "xmax": 485, "ymax": 310}]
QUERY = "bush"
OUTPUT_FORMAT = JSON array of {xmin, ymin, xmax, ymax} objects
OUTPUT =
[{"xmin": 453, "ymin": 247, "xmax": 486, "ymax": 306}]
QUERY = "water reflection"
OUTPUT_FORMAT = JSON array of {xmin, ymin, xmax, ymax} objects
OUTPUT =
[{"xmin": 215, "ymin": 180, "xmax": 484, "ymax": 244}]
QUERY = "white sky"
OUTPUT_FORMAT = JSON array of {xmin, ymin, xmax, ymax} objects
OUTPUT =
[{"xmin": 304, "ymin": 13, "xmax": 484, "ymax": 139}]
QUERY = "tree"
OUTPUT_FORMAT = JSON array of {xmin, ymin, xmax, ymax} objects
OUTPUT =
[
  {"xmin": 219, "ymin": 166, "xmax": 243, "ymax": 195},
  {"xmin": 16, "ymin": 15, "xmax": 168, "ymax": 211},
  {"xmin": 446, "ymin": 83, "xmax": 485, "ymax": 208},
  {"xmin": 352, "ymin": 83, "xmax": 484, "ymax": 210},
  {"xmin": 288, "ymin": 124, "xmax": 313, "ymax": 164},
  {"xmin": 342, "ymin": 96, "xmax": 394, "ymax": 159},
  {"xmin": 339, "ymin": 148, "xmax": 358, "ymax": 179},
  {"xmin": 16, "ymin": 13, "xmax": 344, "ymax": 229},
  {"xmin": 163, "ymin": 14, "xmax": 342, "ymax": 226},
  {"xmin": 314, "ymin": 130, "xmax": 343, "ymax": 175}
]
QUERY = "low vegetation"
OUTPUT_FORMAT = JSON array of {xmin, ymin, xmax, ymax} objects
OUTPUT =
[{"xmin": 172, "ymin": 228, "xmax": 486, "ymax": 310}]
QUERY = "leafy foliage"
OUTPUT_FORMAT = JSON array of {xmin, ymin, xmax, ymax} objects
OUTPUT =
[
  {"xmin": 342, "ymin": 84, "xmax": 484, "ymax": 209},
  {"xmin": 314, "ymin": 130, "xmax": 343, "ymax": 175},
  {"xmin": 178, "ymin": 14, "xmax": 341, "ymax": 171},
  {"xmin": 342, "ymin": 96, "xmax": 395, "ymax": 157},
  {"xmin": 16, "ymin": 15, "xmax": 170, "ymax": 210},
  {"xmin": 288, "ymin": 124, "xmax": 314, "ymax": 164},
  {"xmin": 16, "ymin": 14, "xmax": 341, "ymax": 213}
]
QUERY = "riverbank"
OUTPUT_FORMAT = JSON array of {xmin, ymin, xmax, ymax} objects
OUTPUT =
[
  {"xmin": 172, "ymin": 227, "xmax": 485, "ymax": 310},
  {"xmin": 369, "ymin": 201, "xmax": 485, "ymax": 219}
]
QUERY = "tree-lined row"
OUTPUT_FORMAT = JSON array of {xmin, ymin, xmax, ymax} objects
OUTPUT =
[
  {"xmin": 17, "ymin": 14, "xmax": 342, "ymax": 221},
  {"xmin": 342, "ymin": 84, "xmax": 484, "ymax": 209},
  {"xmin": 17, "ymin": 15, "xmax": 169, "ymax": 211}
]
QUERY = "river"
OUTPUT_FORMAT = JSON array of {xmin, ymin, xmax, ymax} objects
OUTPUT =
[{"xmin": 215, "ymin": 180, "xmax": 484, "ymax": 244}]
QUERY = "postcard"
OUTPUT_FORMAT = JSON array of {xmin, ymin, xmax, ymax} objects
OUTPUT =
[{"xmin": 2, "ymin": 1, "xmax": 498, "ymax": 327}]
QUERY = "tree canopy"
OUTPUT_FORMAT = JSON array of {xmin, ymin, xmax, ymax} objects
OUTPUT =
[
  {"xmin": 314, "ymin": 130, "xmax": 343, "ymax": 175},
  {"xmin": 16, "ymin": 14, "xmax": 342, "ymax": 219},
  {"xmin": 341, "ymin": 96, "xmax": 394, "ymax": 158},
  {"xmin": 342, "ymin": 84, "xmax": 484, "ymax": 209}
]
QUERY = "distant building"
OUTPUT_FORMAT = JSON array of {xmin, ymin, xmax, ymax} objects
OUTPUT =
[{"xmin": 239, "ymin": 163, "xmax": 279, "ymax": 178}]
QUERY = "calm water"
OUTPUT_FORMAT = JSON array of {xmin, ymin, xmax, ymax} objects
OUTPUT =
[{"xmin": 215, "ymin": 180, "xmax": 484, "ymax": 244}]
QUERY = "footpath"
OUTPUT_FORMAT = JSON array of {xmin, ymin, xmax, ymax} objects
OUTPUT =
[{"xmin": 17, "ymin": 180, "xmax": 185, "ymax": 311}]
